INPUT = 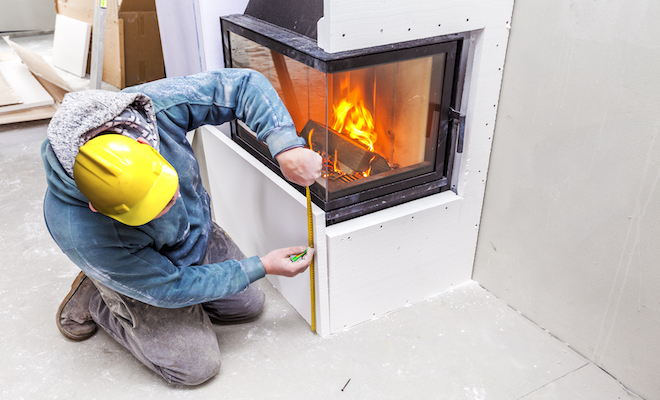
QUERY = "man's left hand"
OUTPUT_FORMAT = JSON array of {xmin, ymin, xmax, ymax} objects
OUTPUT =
[{"xmin": 275, "ymin": 147, "xmax": 323, "ymax": 187}]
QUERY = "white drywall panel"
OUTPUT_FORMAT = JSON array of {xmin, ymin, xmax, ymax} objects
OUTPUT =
[
  {"xmin": 52, "ymin": 14, "xmax": 91, "ymax": 77},
  {"xmin": 196, "ymin": 0, "xmax": 249, "ymax": 71},
  {"xmin": 0, "ymin": 60, "xmax": 53, "ymax": 114},
  {"xmin": 326, "ymin": 191, "xmax": 470, "ymax": 332},
  {"xmin": 155, "ymin": 0, "xmax": 205, "ymax": 77},
  {"xmin": 318, "ymin": 0, "xmax": 489, "ymax": 54},
  {"xmin": 473, "ymin": 1, "xmax": 660, "ymax": 398},
  {"xmin": 0, "ymin": 72, "xmax": 21, "ymax": 107},
  {"xmin": 155, "ymin": 0, "xmax": 248, "ymax": 77},
  {"xmin": 193, "ymin": 126, "xmax": 331, "ymax": 336}
]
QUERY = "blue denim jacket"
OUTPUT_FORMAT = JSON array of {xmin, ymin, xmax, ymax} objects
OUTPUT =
[{"xmin": 42, "ymin": 69, "xmax": 305, "ymax": 308}]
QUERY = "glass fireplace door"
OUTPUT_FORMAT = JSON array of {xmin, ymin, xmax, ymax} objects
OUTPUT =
[{"xmin": 224, "ymin": 26, "xmax": 458, "ymax": 222}]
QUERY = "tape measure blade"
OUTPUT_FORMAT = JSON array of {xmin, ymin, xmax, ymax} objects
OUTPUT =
[{"xmin": 306, "ymin": 186, "xmax": 316, "ymax": 333}]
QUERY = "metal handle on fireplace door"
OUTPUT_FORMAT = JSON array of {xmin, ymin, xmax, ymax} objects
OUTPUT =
[{"xmin": 450, "ymin": 108, "xmax": 466, "ymax": 154}]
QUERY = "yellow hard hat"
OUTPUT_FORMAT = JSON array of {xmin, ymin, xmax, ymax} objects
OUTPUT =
[{"xmin": 73, "ymin": 134, "xmax": 179, "ymax": 226}]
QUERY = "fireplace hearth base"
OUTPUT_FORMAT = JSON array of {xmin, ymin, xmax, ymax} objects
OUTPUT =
[{"xmin": 193, "ymin": 125, "xmax": 474, "ymax": 336}]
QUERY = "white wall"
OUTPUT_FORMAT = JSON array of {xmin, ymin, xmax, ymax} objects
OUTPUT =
[
  {"xmin": 317, "ymin": 0, "xmax": 489, "ymax": 53},
  {"xmin": 155, "ymin": 0, "xmax": 248, "ymax": 77},
  {"xmin": 473, "ymin": 1, "xmax": 660, "ymax": 398},
  {"xmin": 0, "ymin": 0, "xmax": 55, "ymax": 32}
]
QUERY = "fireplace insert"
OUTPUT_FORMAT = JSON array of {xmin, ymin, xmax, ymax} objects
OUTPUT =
[{"xmin": 221, "ymin": 14, "xmax": 466, "ymax": 224}]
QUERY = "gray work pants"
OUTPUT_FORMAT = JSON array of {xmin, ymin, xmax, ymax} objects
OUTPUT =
[{"xmin": 88, "ymin": 223, "xmax": 265, "ymax": 385}]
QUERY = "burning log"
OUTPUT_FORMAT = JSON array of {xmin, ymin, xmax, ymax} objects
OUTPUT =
[{"xmin": 300, "ymin": 120, "xmax": 391, "ymax": 179}]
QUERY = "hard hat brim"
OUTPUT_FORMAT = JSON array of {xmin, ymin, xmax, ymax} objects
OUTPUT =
[{"xmin": 109, "ymin": 162, "xmax": 179, "ymax": 226}]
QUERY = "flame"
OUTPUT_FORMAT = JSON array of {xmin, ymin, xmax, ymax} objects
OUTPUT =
[
  {"xmin": 362, "ymin": 167, "xmax": 372, "ymax": 178},
  {"xmin": 362, "ymin": 155, "xmax": 377, "ymax": 177},
  {"xmin": 332, "ymin": 90, "xmax": 377, "ymax": 152},
  {"xmin": 333, "ymin": 149, "xmax": 338, "ymax": 172},
  {"xmin": 308, "ymin": 128, "xmax": 314, "ymax": 152},
  {"xmin": 321, "ymin": 78, "xmax": 381, "ymax": 179}
]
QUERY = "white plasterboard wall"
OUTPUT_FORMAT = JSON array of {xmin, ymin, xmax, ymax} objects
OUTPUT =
[
  {"xmin": 325, "ymin": 192, "xmax": 467, "ymax": 332},
  {"xmin": 0, "ymin": 0, "xmax": 55, "ymax": 32},
  {"xmin": 196, "ymin": 0, "xmax": 248, "ymax": 71},
  {"xmin": 472, "ymin": 1, "xmax": 660, "ymax": 398},
  {"xmin": 318, "ymin": 0, "xmax": 486, "ymax": 54},
  {"xmin": 155, "ymin": 0, "xmax": 206, "ymax": 77},
  {"xmin": 155, "ymin": 0, "xmax": 248, "ymax": 77}
]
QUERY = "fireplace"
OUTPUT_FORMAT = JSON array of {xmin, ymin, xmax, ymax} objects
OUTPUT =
[
  {"xmin": 194, "ymin": 0, "xmax": 513, "ymax": 335},
  {"xmin": 221, "ymin": 14, "xmax": 466, "ymax": 224}
]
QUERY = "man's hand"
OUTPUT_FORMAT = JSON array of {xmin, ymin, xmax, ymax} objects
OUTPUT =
[
  {"xmin": 275, "ymin": 147, "xmax": 322, "ymax": 187},
  {"xmin": 260, "ymin": 246, "xmax": 314, "ymax": 277}
]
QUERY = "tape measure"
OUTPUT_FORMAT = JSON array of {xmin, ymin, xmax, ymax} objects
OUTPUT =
[{"xmin": 306, "ymin": 186, "xmax": 316, "ymax": 333}]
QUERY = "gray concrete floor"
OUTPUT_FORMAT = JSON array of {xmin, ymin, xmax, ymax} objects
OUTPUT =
[{"xmin": 0, "ymin": 34, "xmax": 644, "ymax": 400}]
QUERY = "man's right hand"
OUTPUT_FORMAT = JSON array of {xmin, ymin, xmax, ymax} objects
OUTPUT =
[
  {"xmin": 275, "ymin": 147, "xmax": 323, "ymax": 187},
  {"xmin": 260, "ymin": 246, "xmax": 314, "ymax": 277}
]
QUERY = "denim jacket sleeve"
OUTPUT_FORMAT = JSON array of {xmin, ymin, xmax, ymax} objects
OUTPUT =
[
  {"xmin": 122, "ymin": 69, "xmax": 306, "ymax": 157},
  {"xmin": 45, "ymin": 198, "xmax": 263, "ymax": 308}
]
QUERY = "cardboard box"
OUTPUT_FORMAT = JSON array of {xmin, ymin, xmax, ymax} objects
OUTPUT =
[{"xmin": 54, "ymin": 0, "xmax": 165, "ymax": 88}]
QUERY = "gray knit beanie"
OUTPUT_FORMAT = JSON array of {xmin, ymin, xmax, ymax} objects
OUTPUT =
[{"xmin": 47, "ymin": 90, "xmax": 159, "ymax": 178}]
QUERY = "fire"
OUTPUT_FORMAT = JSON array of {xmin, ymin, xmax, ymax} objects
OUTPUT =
[
  {"xmin": 308, "ymin": 79, "xmax": 380, "ymax": 180},
  {"xmin": 331, "ymin": 90, "xmax": 378, "ymax": 152},
  {"xmin": 362, "ymin": 155, "xmax": 377, "ymax": 177},
  {"xmin": 308, "ymin": 128, "xmax": 314, "ymax": 152}
]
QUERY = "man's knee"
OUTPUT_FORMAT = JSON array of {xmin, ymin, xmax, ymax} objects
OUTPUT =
[
  {"xmin": 149, "ymin": 315, "xmax": 223, "ymax": 385},
  {"xmin": 89, "ymin": 290, "xmax": 222, "ymax": 386},
  {"xmin": 160, "ymin": 349, "xmax": 221, "ymax": 386},
  {"xmin": 231, "ymin": 283, "xmax": 266, "ymax": 320},
  {"xmin": 244, "ymin": 284, "xmax": 265, "ymax": 318},
  {"xmin": 203, "ymin": 283, "xmax": 265, "ymax": 323}
]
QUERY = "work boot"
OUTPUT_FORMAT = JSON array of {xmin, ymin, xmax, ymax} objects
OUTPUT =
[{"xmin": 56, "ymin": 272, "xmax": 98, "ymax": 341}]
